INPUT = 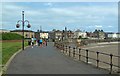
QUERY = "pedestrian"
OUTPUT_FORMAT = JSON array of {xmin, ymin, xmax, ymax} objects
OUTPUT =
[
  {"xmin": 39, "ymin": 38, "xmax": 43, "ymax": 47},
  {"xmin": 45, "ymin": 39, "xmax": 47, "ymax": 46},
  {"xmin": 28, "ymin": 39, "xmax": 31, "ymax": 45},
  {"xmin": 31, "ymin": 37, "xmax": 34, "ymax": 48},
  {"xmin": 37, "ymin": 39, "xmax": 40, "ymax": 46},
  {"xmin": 43, "ymin": 39, "xmax": 46, "ymax": 47}
]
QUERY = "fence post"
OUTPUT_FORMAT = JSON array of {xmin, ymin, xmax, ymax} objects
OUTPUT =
[
  {"xmin": 66, "ymin": 46, "xmax": 67, "ymax": 54},
  {"xmin": 79, "ymin": 49, "xmax": 81, "ymax": 61},
  {"xmin": 73, "ymin": 47, "xmax": 75, "ymax": 57},
  {"xmin": 69, "ymin": 46, "xmax": 71, "ymax": 57},
  {"xmin": 54, "ymin": 42, "xmax": 56, "ymax": 47},
  {"xmin": 96, "ymin": 52, "xmax": 99, "ymax": 68},
  {"xmin": 63, "ymin": 45, "xmax": 65, "ymax": 53},
  {"xmin": 110, "ymin": 54, "xmax": 113, "ymax": 74},
  {"xmin": 86, "ymin": 50, "xmax": 88, "ymax": 63}
]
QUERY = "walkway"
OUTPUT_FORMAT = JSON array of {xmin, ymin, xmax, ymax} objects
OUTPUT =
[{"xmin": 6, "ymin": 42, "xmax": 109, "ymax": 74}]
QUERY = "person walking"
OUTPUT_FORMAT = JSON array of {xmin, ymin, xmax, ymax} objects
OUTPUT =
[
  {"xmin": 43, "ymin": 39, "xmax": 47, "ymax": 47},
  {"xmin": 45, "ymin": 39, "xmax": 47, "ymax": 46},
  {"xmin": 31, "ymin": 37, "xmax": 34, "ymax": 48},
  {"xmin": 37, "ymin": 39, "xmax": 40, "ymax": 46},
  {"xmin": 39, "ymin": 38, "xmax": 43, "ymax": 47}
]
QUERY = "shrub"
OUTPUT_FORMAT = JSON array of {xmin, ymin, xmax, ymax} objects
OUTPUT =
[{"xmin": 2, "ymin": 33, "xmax": 23, "ymax": 40}]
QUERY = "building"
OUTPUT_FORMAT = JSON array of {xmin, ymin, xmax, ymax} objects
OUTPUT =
[
  {"xmin": 34, "ymin": 30, "xmax": 40, "ymax": 40},
  {"xmin": 10, "ymin": 30, "xmax": 34, "ymax": 38},
  {"xmin": 86, "ymin": 32, "xmax": 96, "ymax": 39},
  {"xmin": 67, "ymin": 30, "xmax": 74, "ymax": 39},
  {"xmin": 40, "ymin": 31, "xmax": 49, "ymax": 39},
  {"xmin": 54, "ymin": 30, "xmax": 63, "ymax": 41},
  {"xmin": 74, "ymin": 29, "xmax": 87, "ymax": 39},
  {"xmin": 35, "ymin": 30, "xmax": 49, "ymax": 40},
  {"xmin": 48, "ymin": 31, "xmax": 55, "ymax": 41},
  {"xmin": 116, "ymin": 33, "xmax": 120, "ymax": 38},
  {"xmin": 106, "ymin": 32, "xmax": 120, "ymax": 39},
  {"xmin": 93, "ymin": 29, "xmax": 105, "ymax": 39}
]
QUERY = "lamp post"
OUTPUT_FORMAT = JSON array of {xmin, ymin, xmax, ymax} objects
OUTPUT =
[{"xmin": 16, "ymin": 11, "xmax": 31, "ymax": 50}]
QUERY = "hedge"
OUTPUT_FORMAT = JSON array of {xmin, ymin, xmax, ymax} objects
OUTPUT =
[{"xmin": 1, "ymin": 33, "xmax": 23, "ymax": 40}]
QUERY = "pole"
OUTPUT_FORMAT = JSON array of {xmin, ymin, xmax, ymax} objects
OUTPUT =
[{"xmin": 22, "ymin": 11, "xmax": 24, "ymax": 50}]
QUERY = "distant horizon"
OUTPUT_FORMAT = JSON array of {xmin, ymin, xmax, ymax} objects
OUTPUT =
[
  {"xmin": 1, "ymin": 2, "xmax": 118, "ymax": 33},
  {"xmin": 0, "ymin": 28, "xmax": 119, "ymax": 33}
]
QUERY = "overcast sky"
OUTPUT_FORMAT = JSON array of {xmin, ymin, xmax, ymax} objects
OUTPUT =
[{"xmin": 1, "ymin": 2, "xmax": 118, "ymax": 32}]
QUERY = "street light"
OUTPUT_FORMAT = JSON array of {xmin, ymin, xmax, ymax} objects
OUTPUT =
[{"xmin": 16, "ymin": 11, "xmax": 31, "ymax": 50}]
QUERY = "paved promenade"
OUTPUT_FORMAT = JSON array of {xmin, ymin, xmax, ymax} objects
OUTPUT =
[{"xmin": 6, "ymin": 42, "xmax": 109, "ymax": 74}]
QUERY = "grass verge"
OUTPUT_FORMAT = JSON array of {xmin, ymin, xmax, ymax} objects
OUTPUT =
[{"xmin": 2, "ymin": 41, "xmax": 28, "ymax": 65}]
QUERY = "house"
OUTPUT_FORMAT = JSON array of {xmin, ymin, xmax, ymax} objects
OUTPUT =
[
  {"xmin": 40, "ymin": 31, "xmax": 49, "ymax": 39},
  {"xmin": 67, "ymin": 30, "xmax": 74, "ymax": 39},
  {"xmin": 86, "ymin": 32, "xmax": 96, "ymax": 39},
  {"xmin": 93, "ymin": 29, "xmax": 105, "ymax": 39},
  {"xmin": 34, "ymin": 30, "xmax": 40, "ymax": 40},
  {"xmin": 48, "ymin": 31, "xmax": 55, "ymax": 41},
  {"xmin": 106, "ymin": 32, "xmax": 120, "ymax": 39},
  {"xmin": 74, "ymin": 29, "xmax": 87, "ymax": 39},
  {"xmin": 116, "ymin": 33, "xmax": 120, "ymax": 38},
  {"xmin": 49, "ymin": 27, "xmax": 73, "ymax": 41},
  {"xmin": 54, "ymin": 30, "xmax": 63, "ymax": 41}
]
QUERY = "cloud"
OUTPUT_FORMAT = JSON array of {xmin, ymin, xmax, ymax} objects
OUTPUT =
[
  {"xmin": 95, "ymin": 25, "xmax": 103, "ymax": 27},
  {"xmin": 108, "ymin": 25, "xmax": 113, "ymax": 27},
  {"xmin": 44, "ymin": 3, "xmax": 53, "ymax": 7},
  {"xmin": 1, "ymin": 2, "xmax": 118, "ymax": 32}
]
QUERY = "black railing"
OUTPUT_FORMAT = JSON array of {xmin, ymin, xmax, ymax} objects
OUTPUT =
[{"xmin": 54, "ymin": 42, "xmax": 120, "ymax": 74}]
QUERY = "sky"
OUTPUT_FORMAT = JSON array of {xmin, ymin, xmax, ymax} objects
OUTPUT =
[{"xmin": 1, "ymin": 2, "xmax": 119, "ymax": 32}]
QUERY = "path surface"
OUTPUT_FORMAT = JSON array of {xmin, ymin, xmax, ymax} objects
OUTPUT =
[{"xmin": 6, "ymin": 42, "xmax": 109, "ymax": 74}]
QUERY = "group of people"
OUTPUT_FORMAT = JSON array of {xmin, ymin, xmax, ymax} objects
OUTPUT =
[
  {"xmin": 37, "ymin": 38, "xmax": 47, "ymax": 47},
  {"xmin": 30, "ymin": 37, "xmax": 47, "ymax": 48}
]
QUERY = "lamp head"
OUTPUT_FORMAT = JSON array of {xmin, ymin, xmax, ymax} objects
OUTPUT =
[
  {"xmin": 16, "ymin": 24, "xmax": 20, "ymax": 28},
  {"xmin": 27, "ymin": 24, "xmax": 31, "ymax": 28}
]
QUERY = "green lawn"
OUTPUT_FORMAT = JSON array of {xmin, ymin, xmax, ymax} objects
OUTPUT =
[{"xmin": 2, "ymin": 41, "xmax": 28, "ymax": 65}]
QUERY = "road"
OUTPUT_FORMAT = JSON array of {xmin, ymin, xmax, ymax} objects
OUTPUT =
[{"xmin": 6, "ymin": 42, "xmax": 109, "ymax": 74}]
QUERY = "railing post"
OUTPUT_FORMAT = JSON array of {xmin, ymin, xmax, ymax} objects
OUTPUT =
[
  {"xmin": 62, "ymin": 45, "xmax": 64, "ymax": 52},
  {"xmin": 60, "ymin": 44, "xmax": 62, "ymax": 50},
  {"xmin": 79, "ymin": 48, "xmax": 81, "ymax": 61},
  {"xmin": 73, "ymin": 47, "xmax": 75, "ymax": 57},
  {"xmin": 54, "ymin": 42, "xmax": 56, "ymax": 47},
  {"xmin": 86, "ymin": 50, "xmax": 88, "ymax": 63},
  {"xmin": 110, "ymin": 54, "xmax": 113, "ymax": 74},
  {"xmin": 57, "ymin": 43, "xmax": 59, "ymax": 49},
  {"xmin": 69, "ymin": 46, "xmax": 71, "ymax": 57},
  {"xmin": 66, "ymin": 46, "xmax": 67, "ymax": 54},
  {"xmin": 63, "ymin": 45, "xmax": 65, "ymax": 53},
  {"xmin": 96, "ymin": 52, "xmax": 99, "ymax": 68}
]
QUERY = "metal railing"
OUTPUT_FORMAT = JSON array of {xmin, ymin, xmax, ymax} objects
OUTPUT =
[{"xmin": 54, "ymin": 42, "xmax": 120, "ymax": 74}]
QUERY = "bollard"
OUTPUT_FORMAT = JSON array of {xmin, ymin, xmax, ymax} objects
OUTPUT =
[
  {"xmin": 86, "ymin": 50, "xmax": 88, "ymax": 63},
  {"xmin": 62, "ymin": 45, "xmax": 64, "ymax": 52},
  {"xmin": 66, "ymin": 46, "xmax": 67, "ymax": 54},
  {"xmin": 69, "ymin": 46, "xmax": 71, "ymax": 57},
  {"xmin": 96, "ymin": 52, "xmax": 99, "ymax": 68},
  {"xmin": 109, "ymin": 54, "xmax": 113, "ymax": 74},
  {"xmin": 63, "ymin": 45, "xmax": 65, "ymax": 53},
  {"xmin": 79, "ymin": 49, "xmax": 81, "ymax": 61},
  {"xmin": 73, "ymin": 47, "xmax": 75, "ymax": 57}
]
